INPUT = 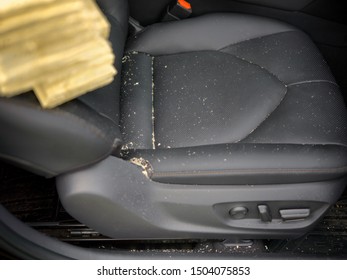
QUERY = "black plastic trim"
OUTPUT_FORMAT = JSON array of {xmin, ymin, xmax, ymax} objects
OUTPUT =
[{"xmin": 57, "ymin": 156, "xmax": 346, "ymax": 240}]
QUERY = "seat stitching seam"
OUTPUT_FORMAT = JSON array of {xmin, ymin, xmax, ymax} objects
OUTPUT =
[
  {"xmin": 122, "ymin": 51, "xmax": 156, "ymax": 149},
  {"xmin": 152, "ymin": 166, "xmax": 347, "ymax": 177},
  {"xmin": 223, "ymin": 52, "xmax": 287, "ymax": 85},
  {"xmin": 235, "ymin": 88, "xmax": 287, "ymax": 143},
  {"xmin": 151, "ymin": 56, "xmax": 156, "ymax": 149},
  {"xmin": 287, "ymin": 80, "xmax": 339, "ymax": 87},
  {"xmin": 3, "ymin": 98, "xmax": 110, "ymax": 144},
  {"xmin": 218, "ymin": 30, "xmax": 299, "ymax": 51},
  {"xmin": 53, "ymin": 106, "xmax": 110, "ymax": 143},
  {"xmin": 222, "ymin": 52, "xmax": 289, "ymax": 143},
  {"xmin": 124, "ymin": 51, "xmax": 152, "ymax": 57}
]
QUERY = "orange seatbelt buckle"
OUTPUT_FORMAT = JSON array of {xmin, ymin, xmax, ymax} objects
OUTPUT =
[
  {"xmin": 178, "ymin": 0, "xmax": 192, "ymax": 11},
  {"xmin": 162, "ymin": 0, "xmax": 192, "ymax": 21}
]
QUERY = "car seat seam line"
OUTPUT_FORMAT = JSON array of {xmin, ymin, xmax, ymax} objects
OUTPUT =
[
  {"xmin": 152, "ymin": 166, "xmax": 347, "ymax": 177},
  {"xmin": 223, "ymin": 53, "xmax": 288, "ymax": 143},
  {"xmin": 217, "ymin": 30, "xmax": 299, "ymax": 51},
  {"xmin": 287, "ymin": 80, "xmax": 339, "ymax": 87},
  {"xmin": 151, "ymin": 56, "xmax": 156, "ymax": 149}
]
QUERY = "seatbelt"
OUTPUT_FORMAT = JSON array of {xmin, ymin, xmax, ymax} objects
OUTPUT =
[{"xmin": 162, "ymin": 0, "xmax": 192, "ymax": 21}]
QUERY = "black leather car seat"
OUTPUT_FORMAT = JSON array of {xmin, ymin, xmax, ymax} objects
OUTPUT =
[{"xmin": 1, "ymin": 0, "xmax": 347, "ymax": 239}]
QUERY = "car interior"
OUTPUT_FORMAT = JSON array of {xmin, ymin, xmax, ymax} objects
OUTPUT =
[{"xmin": 0, "ymin": 0, "xmax": 347, "ymax": 259}]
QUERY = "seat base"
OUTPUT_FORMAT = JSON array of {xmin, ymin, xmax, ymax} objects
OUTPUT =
[{"xmin": 57, "ymin": 156, "xmax": 346, "ymax": 240}]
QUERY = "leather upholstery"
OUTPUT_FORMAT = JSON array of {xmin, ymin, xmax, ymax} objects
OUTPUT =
[
  {"xmin": 127, "ymin": 14, "xmax": 296, "ymax": 55},
  {"xmin": 0, "ymin": 94, "xmax": 121, "ymax": 177},
  {"xmin": 152, "ymin": 51, "xmax": 287, "ymax": 148},
  {"xmin": 0, "ymin": 1, "xmax": 346, "ymax": 186},
  {"xmin": 221, "ymin": 31, "xmax": 336, "ymax": 84},
  {"xmin": 127, "ymin": 144, "xmax": 347, "ymax": 185},
  {"xmin": 122, "ymin": 13, "xmax": 347, "ymax": 185},
  {"xmin": 121, "ymin": 53, "xmax": 154, "ymax": 149},
  {"xmin": 79, "ymin": 0, "xmax": 129, "ymax": 123},
  {"xmin": 97, "ymin": 0, "xmax": 129, "ymax": 38}
]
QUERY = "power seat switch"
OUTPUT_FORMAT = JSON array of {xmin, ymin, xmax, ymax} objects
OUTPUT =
[
  {"xmin": 279, "ymin": 209, "xmax": 310, "ymax": 221},
  {"xmin": 258, "ymin": 205, "xmax": 272, "ymax": 222},
  {"xmin": 229, "ymin": 206, "xmax": 248, "ymax": 220},
  {"xmin": 162, "ymin": 0, "xmax": 192, "ymax": 21}
]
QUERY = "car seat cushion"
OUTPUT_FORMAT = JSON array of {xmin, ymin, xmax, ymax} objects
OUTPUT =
[
  {"xmin": 120, "ymin": 13, "xmax": 347, "ymax": 185},
  {"xmin": 122, "ymin": 14, "xmax": 347, "ymax": 149}
]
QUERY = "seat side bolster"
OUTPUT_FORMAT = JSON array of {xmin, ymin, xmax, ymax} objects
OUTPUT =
[
  {"xmin": 97, "ymin": 0, "xmax": 128, "ymax": 39},
  {"xmin": 0, "ymin": 95, "xmax": 122, "ymax": 177},
  {"xmin": 127, "ymin": 144, "xmax": 347, "ymax": 185}
]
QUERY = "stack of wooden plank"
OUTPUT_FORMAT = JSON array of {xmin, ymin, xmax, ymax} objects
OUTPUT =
[{"xmin": 0, "ymin": 0, "xmax": 116, "ymax": 108}]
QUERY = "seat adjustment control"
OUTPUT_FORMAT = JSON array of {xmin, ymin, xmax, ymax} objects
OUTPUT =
[
  {"xmin": 279, "ymin": 209, "xmax": 310, "ymax": 221},
  {"xmin": 229, "ymin": 206, "xmax": 248, "ymax": 219},
  {"xmin": 258, "ymin": 205, "xmax": 272, "ymax": 222}
]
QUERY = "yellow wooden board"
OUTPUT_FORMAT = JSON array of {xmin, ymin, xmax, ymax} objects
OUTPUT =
[{"xmin": 0, "ymin": 0, "xmax": 116, "ymax": 108}]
